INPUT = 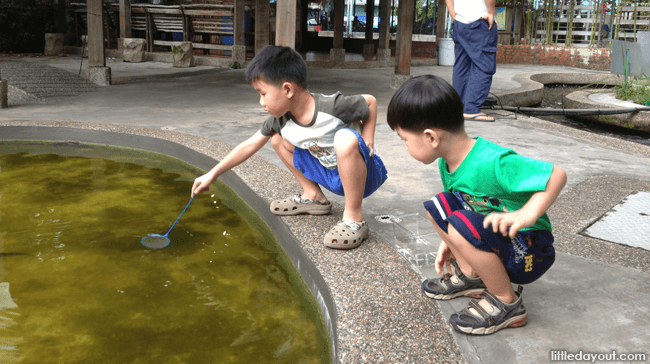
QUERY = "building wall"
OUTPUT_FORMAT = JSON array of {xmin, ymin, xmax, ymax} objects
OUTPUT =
[{"xmin": 496, "ymin": 44, "xmax": 611, "ymax": 71}]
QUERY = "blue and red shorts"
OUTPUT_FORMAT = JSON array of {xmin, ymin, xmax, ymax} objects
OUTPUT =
[
  {"xmin": 423, "ymin": 192, "xmax": 555, "ymax": 285},
  {"xmin": 293, "ymin": 128, "xmax": 388, "ymax": 198}
]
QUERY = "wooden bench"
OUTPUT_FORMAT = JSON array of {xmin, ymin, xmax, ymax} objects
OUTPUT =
[{"xmin": 71, "ymin": 3, "xmax": 238, "ymax": 55}]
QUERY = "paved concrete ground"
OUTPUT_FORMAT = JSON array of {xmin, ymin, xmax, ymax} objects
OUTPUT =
[{"xmin": 1, "ymin": 54, "xmax": 649, "ymax": 363}]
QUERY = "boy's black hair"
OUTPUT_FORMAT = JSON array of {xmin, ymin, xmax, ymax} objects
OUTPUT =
[
  {"xmin": 244, "ymin": 45, "xmax": 307, "ymax": 89},
  {"xmin": 387, "ymin": 75, "xmax": 464, "ymax": 133}
]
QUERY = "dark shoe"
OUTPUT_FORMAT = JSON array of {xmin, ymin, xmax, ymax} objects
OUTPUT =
[
  {"xmin": 450, "ymin": 286, "xmax": 527, "ymax": 335},
  {"xmin": 421, "ymin": 260, "xmax": 486, "ymax": 300}
]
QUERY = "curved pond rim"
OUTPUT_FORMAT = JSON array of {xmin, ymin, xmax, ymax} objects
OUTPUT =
[{"xmin": 0, "ymin": 125, "xmax": 339, "ymax": 363}]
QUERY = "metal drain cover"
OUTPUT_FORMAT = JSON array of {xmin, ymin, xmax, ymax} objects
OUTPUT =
[{"xmin": 582, "ymin": 191, "xmax": 650, "ymax": 250}]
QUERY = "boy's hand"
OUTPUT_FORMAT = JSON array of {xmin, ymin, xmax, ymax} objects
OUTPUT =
[
  {"xmin": 435, "ymin": 241, "xmax": 455, "ymax": 276},
  {"xmin": 483, "ymin": 210, "xmax": 538, "ymax": 239},
  {"xmin": 191, "ymin": 173, "xmax": 214, "ymax": 197},
  {"xmin": 367, "ymin": 142, "xmax": 374, "ymax": 157}
]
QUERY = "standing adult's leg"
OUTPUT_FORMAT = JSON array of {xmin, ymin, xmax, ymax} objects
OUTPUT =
[
  {"xmin": 458, "ymin": 20, "xmax": 497, "ymax": 115},
  {"xmin": 452, "ymin": 21, "xmax": 472, "ymax": 103}
]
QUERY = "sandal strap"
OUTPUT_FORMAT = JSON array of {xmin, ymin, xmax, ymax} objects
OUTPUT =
[
  {"xmin": 291, "ymin": 194, "xmax": 329, "ymax": 206},
  {"xmin": 337, "ymin": 220, "xmax": 367, "ymax": 231},
  {"xmin": 482, "ymin": 290, "xmax": 506, "ymax": 312},
  {"xmin": 468, "ymin": 300, "xmax": 497, "ymax": 325}
]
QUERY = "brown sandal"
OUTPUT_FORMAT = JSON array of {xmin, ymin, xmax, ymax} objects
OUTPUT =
[
  {"xmin": 323, "ymin": 220, "xmax": 369, "ymax": 250},
  {"xmin": 270, "ymin": 194, "xmax": 332, "ymax": 216}
]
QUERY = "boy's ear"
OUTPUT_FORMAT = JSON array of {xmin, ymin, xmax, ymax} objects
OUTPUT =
[
  {"xmin": 281, "ymin": 81, "xmax": 294, "ymax": 99},
  {"xmin": 423, "ymin": 128, "xmax": 441, "ymax": 148}
]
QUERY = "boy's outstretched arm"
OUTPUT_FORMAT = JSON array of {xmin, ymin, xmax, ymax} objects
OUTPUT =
[
  {"xmin": 360, "ymin": 94, "xmax": 377, "ymax": 156},
  {"xmin": 191, "ymin": 131, "xmax": 271, "ymax": 197},
  {"xmin": 483, "ymin": 165, "xmax": 567, "ymax": 238}
]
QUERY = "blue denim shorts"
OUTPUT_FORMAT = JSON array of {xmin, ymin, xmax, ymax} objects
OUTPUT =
[
  {"xmin": 293, "ymin": 128, "xmax": 387, "ymax": 198},
  {"xmin": 424, "ymin": 192, "xmax": 555, "ymax": 285}
]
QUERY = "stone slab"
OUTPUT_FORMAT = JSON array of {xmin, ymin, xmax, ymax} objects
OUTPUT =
[{"xmin": 582, "ymin": 191, "xmax": 650, "ymax": 250}]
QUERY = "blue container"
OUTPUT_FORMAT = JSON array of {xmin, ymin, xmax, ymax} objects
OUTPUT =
[{"xmin": 172, "ymin": 32, "xmax": 183, "ymax": 41}]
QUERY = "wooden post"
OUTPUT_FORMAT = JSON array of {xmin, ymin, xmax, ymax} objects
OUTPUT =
[
  {"xmin": 276, "ymin": 0, "xmax": 297, "ymax": 47},
  {"xmin": 119, "ymin": 0, "xmax": 132, "ymax": 39},
  {"xmin": 234, "ymin": 0, "xmax": 247, "ymax": 62},
  {"xmin": 87, "ymin": 0, "xmax": 105, "ymax": 67},
  {"xmin": 378, "ymin": 0, "xmax": 391, "ymax": 49},
  {"xmin": 392, "ymin": 0, "xmax": 414, "ymax": 88},
  {"xmin": 145, "ymin": 8, "xmax": 154, "ymax": 52},
  {"xmin": 255, "ymin": 0, "xmax": 270, "ymax": 54},
  {"xmin": 333, "ymin": 0, "xmax": 345, "ymax": 49},
  {"xmin": 395, "ymin": 0, "xmax": 414, "ymax": 75},
  {"xmin": 364, "ymin": 0, "xmax": 376, "ymax": 55}
]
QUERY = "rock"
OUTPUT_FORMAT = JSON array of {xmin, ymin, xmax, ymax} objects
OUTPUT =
[
  {"xmin": 171, "ymin": 42, "xmax": 194, "ymax": 68},
  {"xmin": 121, "ymin": 38, "xmax": 146, "ymax": 63},
  {"xmin": 44, "ymin": 33, "xmax": 65, "ymax": 56}
]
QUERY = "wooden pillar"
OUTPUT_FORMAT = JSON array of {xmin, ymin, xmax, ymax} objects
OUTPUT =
[
  {"xmin": 333, "ymin": 0, "xmax": 345, "ymax": 49},
  {"xmin": 392, "ymin": 0, "xmax": 414, "ymax": 88},
  {"xmin": 87, "ymin": 0, "xmax": 105, "ymax": 67},
  {"xmin": 363, "ymin": 0, "xmax": 376, "ymax": 55},
  {"xmin": 378, "ymin": 0, "xmax": 390, "ymax": 49},
  {"xmin": 233, "ymin": 0, "xmax": 247, "ymax": 62},
  {"xmin": 86, "ymin": 0, "xmax": 111, "ymax": 86},
  {"xmin": 255, "ymin": 0, "xmax": 270, "ymax": 54},
  {"xmin": 276, "ymin": 0, "xmax": 296, "ymax": 48},
  {"xmin": 119, "ymin": 0, "xmax": 132, "ymax": 39}
]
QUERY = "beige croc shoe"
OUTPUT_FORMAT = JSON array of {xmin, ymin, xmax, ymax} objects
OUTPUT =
[
  {"xmin": 323, "ymin": 220, "xmax": 369, "ymax": 250},
  {"xmin": 270, "ymin": 194, "xmax": 332, "ymax": 216}
]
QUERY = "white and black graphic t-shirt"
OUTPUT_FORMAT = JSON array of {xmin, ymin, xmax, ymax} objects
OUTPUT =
[{"xmin": 260, "ymin": 92, "xmax": 369, "ymax": 169}]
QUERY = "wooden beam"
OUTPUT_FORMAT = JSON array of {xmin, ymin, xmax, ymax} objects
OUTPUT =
[
  {"xmin": 255, "ymin": 0, "xmax": 270, "ymax": 54},
  {"xmin": 87, "ymin": 0, "xmax": 105, "ymax": 67},
  {"xmin": 276, "ymin": 0, "xmax": 296, "ymax": 47},
  {"xmin": 119, "ymin": 0, "xmax": 131, "ymax": 38},
  {"xmin": 395, "ymin": 0, "xmax": 414, "ymax": 75},
  {"xmin": 333, "ymin": 0, "xmax": 345, "ymax": 49}
]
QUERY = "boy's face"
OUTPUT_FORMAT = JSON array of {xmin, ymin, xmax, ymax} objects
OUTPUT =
[
  {"xmin": 252, "ymin": 78, "xmax": 291, "ymax": 118},
  {"xmin": 395, "ymin": 126, "xmax": 439, "ymax": 165}
]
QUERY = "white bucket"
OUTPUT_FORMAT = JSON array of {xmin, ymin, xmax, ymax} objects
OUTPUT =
[{"xmin": 438, "ymin": 38, "xmax": 455, "ymax": 66}]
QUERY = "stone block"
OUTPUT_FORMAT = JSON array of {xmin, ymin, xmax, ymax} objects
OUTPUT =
[
  {"xmin": 330, "ymin": 48, "xmax": 346, "ymax": 66},
  {"xmin": 85, "ymin": 66, "xmax": 111, "ymax": 86},
  {"xmin": 122, "ymin": 38, "xmax": 146, "ymax": 63},
  {"xmin": 377, "ymin": 48, "xmax": 391, "ymax": 63},
  {"xmin": 391, "ymin": 74, "xmax": 412, "ymax": 90},
  {"xmin": 0, "ymin": 80, "xmax": 7, "ymax": 108},
  {"xmin": 232, "ymin": 45, "xmax": 246, "ymax": 65},
  {"xmin": 44, "ymin": 33, "xmax": 65, "ymax": 56},
  {"xmin": 172, "ymin": 42, "xmax": 194, "ymax": 68}
]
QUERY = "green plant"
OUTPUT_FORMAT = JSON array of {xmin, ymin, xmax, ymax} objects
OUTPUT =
[
  {"xmin": 228, "ymin": 61, "xmax": 242, "ymax": 69},
  {"xmin": 613, "ymin": 75, "xmax": 650, "ymax": 105}
]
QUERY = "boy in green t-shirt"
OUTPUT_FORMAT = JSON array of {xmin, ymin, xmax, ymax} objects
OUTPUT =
[{"xmin": 387, "ymin": 75, "xmax": 567, "ymax": 335}]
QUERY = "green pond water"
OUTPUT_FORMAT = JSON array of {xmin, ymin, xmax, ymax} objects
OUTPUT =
[{"xmin": 0, "ymin": 141, "xmax": 330, "ymax": 364}]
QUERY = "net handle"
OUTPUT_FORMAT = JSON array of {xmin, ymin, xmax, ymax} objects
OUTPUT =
[{"xmin": 164, "ymin": 196, "xmax": 195, "ymax": 237}]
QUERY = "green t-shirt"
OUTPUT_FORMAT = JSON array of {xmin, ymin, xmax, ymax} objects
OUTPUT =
[{"xmin": 438, "ymin": 137, "xmax": 554, "ymax": 231}]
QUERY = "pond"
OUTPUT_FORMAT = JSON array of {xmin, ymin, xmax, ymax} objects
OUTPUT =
[{"xmin": 0, "ymin": 141, "xmax": 330, "ymax": 364}]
